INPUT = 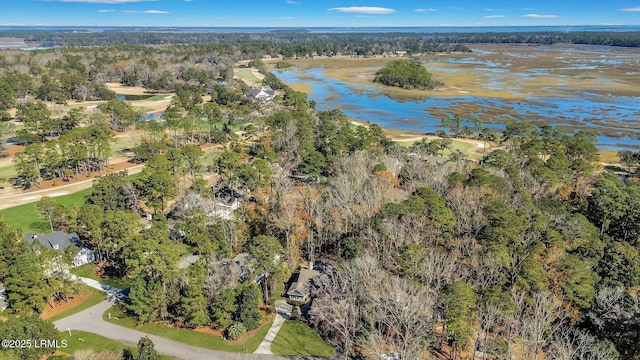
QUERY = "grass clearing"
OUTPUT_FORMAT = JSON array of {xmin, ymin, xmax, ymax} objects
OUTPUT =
[
  {"xmin": 103, "ymin": 305, "xmax": 273, "ymax": 353},
  {"xmin": 234, "ymin": 68, "xmax": 263, "ymax": 85},
  {"xmin": 174, "ymin": 242, "xmax": 197, "ymax": 257},
  {"xmin": 271, "ymin": 320, "xmax": 335, "ymax": 357},
  {"xmin": 148, "ymin": 94, "xmax": 171, "ymax": 101},
  {"xmin": 47, "ymin": 286, "xmax": 107, "ymax": 322},
  {"xmin": 59, "ymin": 330, "xmax": 175, "ymax": 360},
  {"xmin": 70, "ymin": 263, "xmax": 133, "ymax": 290},
  {"xmin": 599, "ymin": 149, "xmax": 620, "ymax": 164},
  {"xmin": 0, "ymin": 188, "xmax": 92, "ymax": 235},
  {"xmin": 111, "ymin": 134, "xmax": 140, "ymax": 157},
  {"xmin": 0, "ymin": 164, "xmax": 16, "ymax": 178},
  {"xmin": 61, "ymin": 330, "xmax": 134, "ymax": 356}
]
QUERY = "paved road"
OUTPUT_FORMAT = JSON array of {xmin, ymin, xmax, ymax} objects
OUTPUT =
[
  {"xmin": 178, "ymin": 254, "xmax": 200, "ymax": 269},
  {"xmin": 254, "ymin": 301, "xmax": 292, "ymax": 355},
  {"xmin": 56, "ymin": 277, "xmax": 285, "ymax": 360}
]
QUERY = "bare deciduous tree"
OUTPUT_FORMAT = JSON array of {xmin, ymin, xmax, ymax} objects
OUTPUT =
[
  {"xmin": 522, "ymin": 291, "xmax": 565, "ymax": 360},
  {"xmin": 547, "ymin": 325, "xmax": 619, "ymax": 360}
]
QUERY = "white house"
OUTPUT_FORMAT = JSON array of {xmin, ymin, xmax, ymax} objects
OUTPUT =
[
  {"xmin": 248, "ymin": 86, "xmax": 276, "ymax": 101},
  {"xmin": 26, "ymin": 231, "xmax": 95, "ymax": 267}
]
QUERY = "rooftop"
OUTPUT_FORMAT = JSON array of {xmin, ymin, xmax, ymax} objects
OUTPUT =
[
  {"xmin": 25, "ymin": 231, "xmax": 80, "ymax": 252},
  {"xmin": 287, "ymin": 268, "xmax": 319, "ymax": 297}
]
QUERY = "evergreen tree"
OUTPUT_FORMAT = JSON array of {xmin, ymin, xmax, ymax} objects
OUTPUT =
[
  {"xmin": 135, "ymin": 336, "xmax": 160, "ymax": 360},
  {"xmin": 234, "ymin": 281, "xmax": 261, "ymax": 331}
]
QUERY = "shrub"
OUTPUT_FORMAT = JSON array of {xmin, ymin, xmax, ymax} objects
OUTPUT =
[{"xmin": 227, "ymin": 322, "xmax": 247, "ymax": 341}]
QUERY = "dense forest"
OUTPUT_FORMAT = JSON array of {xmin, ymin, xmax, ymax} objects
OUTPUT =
[
  {"xmin": 1, "ymin": 32, "xmax": 640, "ymax": 360},
  {"xmin": 2, "ymin": 29, "xmax": 640, "ymax": 48}
]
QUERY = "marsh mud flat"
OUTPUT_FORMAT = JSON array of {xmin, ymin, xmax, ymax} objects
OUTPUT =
[{"xmin": 274, "ymin": 44, "xmax": 640, "ymax": 150}]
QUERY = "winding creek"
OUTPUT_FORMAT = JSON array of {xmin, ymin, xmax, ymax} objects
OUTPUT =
[{"xmin": 275, "ymin": 45, "xmax": 640, "ymax": 150}]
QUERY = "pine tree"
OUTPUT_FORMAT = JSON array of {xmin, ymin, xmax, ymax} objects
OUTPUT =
[
  {"xmin": 234, "ymin": 281, "xmax": 262, "ymax": 331},
  {"xmin": 135, "ymin": 336, "xmax": 160, "ymax": 360}
]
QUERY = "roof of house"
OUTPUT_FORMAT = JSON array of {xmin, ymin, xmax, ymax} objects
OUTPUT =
[
  {"xmin": 248, "ymin": 86, "xmax": 275, "ymax": 98},
  {"xmin": 287, "ymin": 268, "xmax": 319, "ymax": 297},
  {"xmin": 25, "ymin": 231, "xmax": 80, "ymax": 252}
]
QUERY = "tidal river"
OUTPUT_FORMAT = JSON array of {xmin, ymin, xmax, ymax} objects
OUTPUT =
[{"xmin": 275, "ymin": 44, "xmax": 640, "ymax": 150}]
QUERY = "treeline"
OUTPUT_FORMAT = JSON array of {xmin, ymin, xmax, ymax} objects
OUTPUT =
[
  {"xmin": 1, "ymin": 30, "xmax": 473, "ymax": 55},
  {"xmin": 2, "ymin": 29, "xmax": 639, "ymax": 48}
]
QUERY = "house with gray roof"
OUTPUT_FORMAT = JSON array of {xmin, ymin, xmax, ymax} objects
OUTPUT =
[
  {"xmin": 248, "ymin": 86, "xmax": 275, "ymax": 101},
  {"xmin": 26, "ymin": 231, "xmax": 94, "ymax": 267},
  {"xmin": 285, "ymin": 267, "xmax": 319, "ymax": 305}
]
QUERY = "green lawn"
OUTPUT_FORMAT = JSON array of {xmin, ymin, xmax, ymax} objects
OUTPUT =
[
  {"xmin": 59, "ymin": 330, "xmax": 175, "ymax": 360},
  {"xmin": 103, "ymin": 305, "xmax": 273, "ymax": 353},
  {"xmin": 148, "ymin": 94, "xmax": 172, "ymax": 101},
  {"xmin": 0, "ymin": 172, "xmax": 140, "ymax": 235},
  {"xmin": 234, "ymin": 68, "xmax": 262, "ymax": 84},
  {"xmin": 0, "ymin": 188, "xmax": 92, "ymax": 235},
  {"xmin": 70, "ymin": 263, "xmax": 133, "ymax": 290},
  {"xmin": 174, "ymin": 241, "xmax": 197, "ymax": 257},
  {"xmin": 0, "ymin": 164, "xmax": 17, "ymax": 179},
  {"xmin": 47, "ymin": 285, "xmax": 107, "ymax": 322},
  {"xmin": 111, "ymin": 134, "xmax": 139, "ymax": 157},
  {"xmin": 61, "ymin": 330, "xmax": 134, "ymax": 355},
  {"xmin": 271, "ymin": 320, "xmax": 335, "ymax": 357},
  {"xmin": 273, "ymin": 281, "xmax": 286, "ymax": 301}
]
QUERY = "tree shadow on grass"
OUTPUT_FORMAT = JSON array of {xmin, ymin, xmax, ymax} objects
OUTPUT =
[{"xmin": 29, "ymin": 220, "xmax": 50, "ymax": 233}]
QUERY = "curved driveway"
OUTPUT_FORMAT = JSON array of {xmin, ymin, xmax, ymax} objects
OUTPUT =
[{"xmin": 55, "ymin": 278, "xmax": 285, "ymax": 360}]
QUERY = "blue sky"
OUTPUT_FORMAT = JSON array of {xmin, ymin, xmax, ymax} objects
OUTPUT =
[{"xmin": 1, "ymin": 0, "xmax": 639, "ymax": 27}]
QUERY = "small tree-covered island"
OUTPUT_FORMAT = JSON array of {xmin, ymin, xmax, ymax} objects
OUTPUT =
[
  {"xmin": 373, "ymin": 59, "xmax": 444, "ymax": 90},
  {"xmin": 0, "ymin": 27, "xmax": 639, "ymax": 360}
]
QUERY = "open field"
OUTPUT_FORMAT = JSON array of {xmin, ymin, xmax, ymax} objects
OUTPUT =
[
  {"xmin": 103, "ymin": 305, "xmax": 274, "ymax": 353},
  {"xmin": 234, "ymin": 67, "xmax": 264, "ymax": 87},
  {"xmin": 0, "ymin": 187, "xmax": 92, "ymax": 234}
]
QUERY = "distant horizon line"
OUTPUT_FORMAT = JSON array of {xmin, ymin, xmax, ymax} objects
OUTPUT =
[{"xmin": 1, "ymin": 24, "xmax": 638, "ymax": 28}]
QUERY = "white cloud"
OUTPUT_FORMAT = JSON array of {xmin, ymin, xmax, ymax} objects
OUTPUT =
[
  {"xmin": 59, "ymin": 0, "xmax": 156, "ymax": 3},
  {"xmin": 415, "ymin": 8, "xmax": 437, "ymax": 12},
  {"xmin": 520, "ymin": 8, "xmax": 534, "ymax": 11},
  {"xmin": 98, "ymin": 9, "xmax": 115, "ymax": 12},
  {"xmin": 522, "ymin": 13, "xmax": 559, "ymax": 18},
  {"xmin": 285, "ymin": 0, "xmax": 302, "ymax": 4},
  {"xmin": 484, "ymin": 15, "xmax": 505, "ymax": 18},
  {"xmin": 621, "ymin": 7, "xmax": 640, "ymax": 11},
  {"xmin": 120, "ymin": 9, "xmax": 168, "ymax": 14},
  {"xmin": 328, "ymin": 7, "xmax": 396, "ymax": 14}
]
